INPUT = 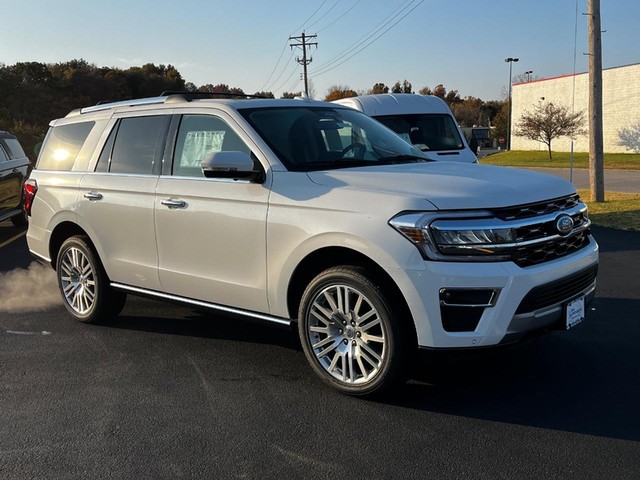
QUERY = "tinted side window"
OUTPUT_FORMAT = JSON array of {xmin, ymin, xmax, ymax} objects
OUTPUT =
[
  {"xmin": 95, "ymin": 124, "xmax": 118, "ymax": 172},
  {"xmin": 0, "ymin": 145, "xmax": 9, "ymax": 162},
  {"xmin": 3, "ymin": 138, "xmax": 27, "ymax": 159},
  {"xmin": 37, "ymin": 122, "xmax": 95, "ymax": 171},
  {"xmin": 173, "ymin": 115, "xmax": 251, "ymax": 178},
  {"xmin": 110, "ymin": 116, "xmax": 168, "ymax": 175}
]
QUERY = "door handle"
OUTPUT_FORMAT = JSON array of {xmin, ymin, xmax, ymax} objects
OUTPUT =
[
  {"xmin": 161, "ymin": 198, "xmax": 187, "ymax": 209},
  {"xmin": 83, "ymin": 192, "xmax": 103, "ymax": 201}
]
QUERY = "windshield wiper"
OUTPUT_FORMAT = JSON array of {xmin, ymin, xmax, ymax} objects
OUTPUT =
[
  {"xmin": 376, "ymin": 154, "xmax": 434, "ymax": 164},
  {"xmin": 295, "ymin": 159, "xmax": 373, "ymax": 171}
]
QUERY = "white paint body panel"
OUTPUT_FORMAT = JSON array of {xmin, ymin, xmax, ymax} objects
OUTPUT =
[{"xmin": 26, "ymin": 97, "xmax": 599, "ymax": 350}]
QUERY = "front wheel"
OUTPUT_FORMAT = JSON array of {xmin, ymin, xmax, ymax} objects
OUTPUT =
[
  {"xmin": 298, "ymin": 266, "xmax": 408, "ymax": 396},
  {"xmin": 56, "ymin": 236, "xmax": 126, "ymax": 323}
]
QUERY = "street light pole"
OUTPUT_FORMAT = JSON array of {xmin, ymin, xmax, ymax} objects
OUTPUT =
[
  {"xmin": 505, "ymin": 57, "xmax": 519, "ymax": 150},
  {"xmin": 525, "ymin": 70, "xmax": 533, "ymax": 82}
]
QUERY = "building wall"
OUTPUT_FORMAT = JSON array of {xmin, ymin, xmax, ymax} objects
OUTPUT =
[{"xmin": 510, "ymin": 63, "xmax": 640, "ymax": 153}]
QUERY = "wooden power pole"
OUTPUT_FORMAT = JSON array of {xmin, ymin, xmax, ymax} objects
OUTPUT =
[
  {"xmin": 289, "ymin": 32, "xmax": 317, "ymax": 97},
  {"xmin": 587, "ymin": 0, "xmax": 605, "ymax": 202}
]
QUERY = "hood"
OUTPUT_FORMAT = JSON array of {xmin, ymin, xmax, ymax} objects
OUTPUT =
[{"xmin": 306, "ymin": 162, "xmax": 577, "ymax": 210}]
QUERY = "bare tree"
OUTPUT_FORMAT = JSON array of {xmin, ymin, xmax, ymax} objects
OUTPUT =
[{"xmin": 515, "ymin": 102, "xmax": 586, "ymax": 159}]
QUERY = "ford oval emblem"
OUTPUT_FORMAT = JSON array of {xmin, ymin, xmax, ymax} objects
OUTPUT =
[{"xmin": 556, "ymin": 214, "xmax": 574, "ymax": 236}]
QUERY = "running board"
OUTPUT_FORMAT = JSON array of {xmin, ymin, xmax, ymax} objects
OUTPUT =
[{"xmin": 110, "ymin": 283, "xmax": 293, "ymax": 327}]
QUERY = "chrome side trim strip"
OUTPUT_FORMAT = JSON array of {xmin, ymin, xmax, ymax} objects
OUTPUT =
[
  {"xmin": 29, "ymin": 249, "xmax": 52, "ymax": 264},
  {"xmin": 110, "ymin": 283, "xmax": 292, "ymax": 327}
]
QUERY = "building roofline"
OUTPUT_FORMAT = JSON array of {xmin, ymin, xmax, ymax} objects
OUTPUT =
[{"xmin": 513, "ymin": 61, "xmax": 640, "ymax": 87}]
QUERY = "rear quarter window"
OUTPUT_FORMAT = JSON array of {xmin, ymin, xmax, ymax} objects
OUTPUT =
[
  {"xmin": 3, "ymin": 138, "xmax": 27, "ymax": 159},
  {"xmin": 37, "ymin": 122, "xmax": 96, "ymax": 171}
]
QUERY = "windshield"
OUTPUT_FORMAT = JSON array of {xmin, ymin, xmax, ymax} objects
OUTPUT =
[
  {"xmin": 239, "ymin": 106, "xmax": 428, "ymax": 171},
  {"xmin": 374, "ymin": 113, "xmax": 465, "ymax": 152}
]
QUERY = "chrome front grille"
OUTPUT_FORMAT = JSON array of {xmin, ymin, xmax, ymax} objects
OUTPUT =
[
  {"xmin": 495, "ymin": 194, "xmax": 581, "ymax": 221},
  {"xmin": 491, "ymin": 195, "xmax": 592, "ymax": 267}
]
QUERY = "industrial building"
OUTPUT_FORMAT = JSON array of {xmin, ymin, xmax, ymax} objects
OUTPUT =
[{"xmin": 510, "ymin": 62, "xmax": 640, "ymax": 153}]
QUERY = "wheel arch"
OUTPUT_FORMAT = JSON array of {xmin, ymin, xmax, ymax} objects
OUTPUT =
[
  {"xmin": 49, "ymin": 222, "xmax": 94, "ymax": 269},
  {"xmin": 286, "ymin": 246, "xmax": 417, "ymax": 346}
]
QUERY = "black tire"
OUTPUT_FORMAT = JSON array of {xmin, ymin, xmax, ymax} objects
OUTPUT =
[
  {"xmin": 56, "ymin": 236, "xmax": 126, "ymax": 323},
  {"xmin": 298, "ymin": 266, "xmax": 409, "ymax": 396},
  {"xmin": 10, "ymin": 209, "xmax": 28, "ymax": 227}
]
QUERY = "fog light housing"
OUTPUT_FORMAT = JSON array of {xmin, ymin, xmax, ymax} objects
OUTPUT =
[{"xmin": 439, "ymin": 288, "xmax": 499, "ymax": 332}]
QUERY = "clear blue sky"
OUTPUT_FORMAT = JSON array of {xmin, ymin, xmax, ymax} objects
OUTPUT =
[{"xmin": 1, "ymin": 0, "xmax": 638, "ymax": 100}]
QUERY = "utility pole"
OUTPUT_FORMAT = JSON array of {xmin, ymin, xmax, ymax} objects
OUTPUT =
[
  {"xmin": 289, "ymin": 32, "xmax": 317, "ymax": 97},
  {"xmin": 587, "ymin": 0, "xmax": 605, "ymax": 202},
  {"xmin": 505, "ymin": 57, "xmax": 519, "ymax": 151}
]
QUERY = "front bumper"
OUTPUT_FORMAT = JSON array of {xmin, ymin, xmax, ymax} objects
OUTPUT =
[{"xmin": 387, "ymin": 235, "xmax": 599, "ymax": 349}]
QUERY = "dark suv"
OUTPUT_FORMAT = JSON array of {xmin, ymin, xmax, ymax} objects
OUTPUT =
[{"xmin": 0, "ymin": 131, "xmax": 30, "ymax": 226}]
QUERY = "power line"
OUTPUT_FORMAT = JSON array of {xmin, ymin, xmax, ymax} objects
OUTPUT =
[
  {"xmin": 312, "ymin": 0, "xmax": 422, "ymax": 77},
  {"xmin": 286, "ymin": 77, "xmax": 302, "ymax": 94},
  {"xmin": 306, "ymin": 0, "xmax": 340, "ymax": 30},
  {"xmin": 270, "ymin": 63, "xmax": 300, "ymax": 94},
  {"xmin": 311, "ymin": 0, "xmax": 414, "ymax": 73},
  {"xmin": 291, "ymin": 0, "xmax": 328, "ymax": 33},
  {"xmin": 262, "ymin": 49, "xmax": 296, "ymax": 92},
  {"xmin": 317, "ymin": 0, "xmax": 362, "ymax": 33},
  {"xmin": 259, "ymin": 0, "xmax": 328, "ymax": 92}
]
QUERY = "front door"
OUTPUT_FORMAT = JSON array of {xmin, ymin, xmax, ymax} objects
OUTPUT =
[{"xmin": 154, "ymin": 113, "xmax": 270, "ymax": 313}]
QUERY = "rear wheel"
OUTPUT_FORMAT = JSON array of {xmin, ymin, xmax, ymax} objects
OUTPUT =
[
  {"xmin": 298, "ymin": 266, "xmax": 408, "ymax": 396},
  {"xmin": 56, "ymin": 236, "xmax": 126, "ymax": 323},
  {"xmin": 10, "ymin": 209, "xmax": 28, "ymax": 227}
]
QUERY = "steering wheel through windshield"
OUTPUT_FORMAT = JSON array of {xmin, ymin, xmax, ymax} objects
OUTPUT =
[{"xmin": 341, "ymin": 142, "xmax": 366, "ymax": 158}]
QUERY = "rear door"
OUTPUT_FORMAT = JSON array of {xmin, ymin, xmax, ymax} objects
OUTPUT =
[
  {"xmin": 77, "ymin": 114, "xmax": 170, "ymax": 290},
  {"xmin": 0, "ymin": 141, "xmax": 28, "ymax": 215},
  {"xmin": 154, "ymin": 112, "xmax": 270, "ymax": 312}
]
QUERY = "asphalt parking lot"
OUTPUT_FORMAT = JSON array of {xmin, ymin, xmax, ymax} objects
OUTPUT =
[{"xmin": 0, "ymin": 221, "xmax": 639, "ymax": 479}]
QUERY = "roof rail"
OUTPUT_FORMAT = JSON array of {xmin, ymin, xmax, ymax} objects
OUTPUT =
[
  {"xmin": 76, "ymin": 95, "xmax": 188, "ymax": 115},
  {"xmin": 160, "ymin": 90, "xmax": 268, "ymax": 99}
]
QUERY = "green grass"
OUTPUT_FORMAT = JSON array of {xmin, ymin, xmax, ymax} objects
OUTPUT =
[
  {"xmin": 481, "ymin": 150, "xmax": 640, "ymax": 170},
  {"xmin": 579, "ymin": 190, "xmax": 640, "ymax": 231}
]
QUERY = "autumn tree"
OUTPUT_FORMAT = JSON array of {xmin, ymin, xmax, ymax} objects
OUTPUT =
[
  {"xmin": 450, "ymin": 96, "xmax": 485, "ymax": 127},
  {"xmin": 324, "ymin": 85, "xmax": 357, "ymax": 101},
  {"xmin": 253, "ymin": 91, "xmax": 275, "ymax": 98},
  {"xmin": 369, "ymin": 82, "xmax": 389, "ymax": 94},
  {"xmin": 491, "ymin": 101, "xmax": 510, "ymax": 147},
  {"xmin": 418, "ymin": 86, "xmax": 432, "ymax": 95},
  {"xmin": 280, "ymin": 91, "xmax": 301, "ymax": 99},
  {"xmin": 515, "ymin": 102, "xmax": 586, "ymax": 159},
  {"xmin": 391, "ymin": 79, "xmax": 412, "ymax": 94}
]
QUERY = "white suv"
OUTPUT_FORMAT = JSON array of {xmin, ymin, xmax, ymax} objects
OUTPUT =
[{"xmin": 25, "ymin": 93, "xmax": 598, "ymax": 396}]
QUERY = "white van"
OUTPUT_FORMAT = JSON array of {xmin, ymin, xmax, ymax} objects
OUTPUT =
[{"xmin": 333, "ymin": 93, "xmax": 477, "ymax": 163}]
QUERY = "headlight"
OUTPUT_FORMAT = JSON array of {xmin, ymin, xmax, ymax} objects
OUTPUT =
[
  {"xmin": 389, "ymin": 212, "xmax": 516, "ymax": 261},
  {"xmin": 389, "ymin": 200, "xmax": 590, "ymax": 263}
]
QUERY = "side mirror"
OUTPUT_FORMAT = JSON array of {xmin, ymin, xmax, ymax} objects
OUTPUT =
[{"xmin": 201, "ymin": 151, "xmax": 262, "ymax": 182}]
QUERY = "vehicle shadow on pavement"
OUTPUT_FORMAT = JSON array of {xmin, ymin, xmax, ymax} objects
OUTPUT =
[
  {"xmin": 388, "ymin": 296, "xmax": 640, "ymax": 442},
  {"xmin": 592, "ymin": 226, "xmax": 640, "ymax": 253},
  {"xmin": 102, "ymin": 299, "xmax": 301, "ymax": 352}
]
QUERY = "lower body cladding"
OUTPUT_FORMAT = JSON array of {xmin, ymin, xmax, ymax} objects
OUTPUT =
[{"xmin": 387, "ymin": 236, "xmax": 599, "ymax": 349}]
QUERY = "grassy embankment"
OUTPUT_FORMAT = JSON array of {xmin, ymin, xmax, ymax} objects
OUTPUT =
[
  {"xmin": 481, "ymin": 150, "xmax": 640, "ymax": 170},
  {"xmin": 578, "ymin": 190, "xmax": 640, "ymax": 231},
  {"xmin": 480, "ymin": 151, "xmax": 640, "ymax": 231}
]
